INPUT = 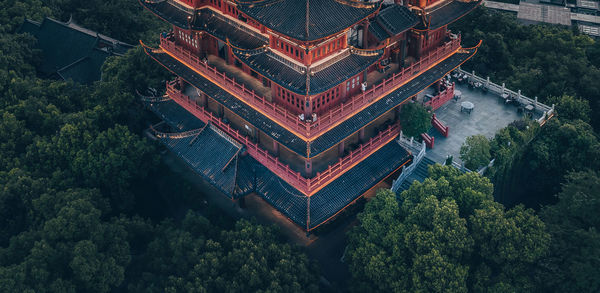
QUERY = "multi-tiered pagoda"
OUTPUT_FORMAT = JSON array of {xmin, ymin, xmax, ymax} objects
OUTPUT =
[{"xmin": 140, "ymin": 0, "xmax": 481, "ymax": 231}]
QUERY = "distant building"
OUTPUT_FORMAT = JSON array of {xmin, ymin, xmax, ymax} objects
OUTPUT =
[
  {"xmin": 484, "ymin": 0, "xmax": 600, "ymax": 37},
  {"xmin": 18, "ymin": 17, "xmax": 133, "ymax": 84},
  {"xmin": 140, "ymin": 0, "xmax": 481, "ymax": 232}
]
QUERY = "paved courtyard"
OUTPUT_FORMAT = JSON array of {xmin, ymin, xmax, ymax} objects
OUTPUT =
[{"xmin": 426, "ymin": 81, "xmax": 540, "ymax": 164}]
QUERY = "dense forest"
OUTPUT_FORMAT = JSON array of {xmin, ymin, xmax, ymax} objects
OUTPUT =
[{"xmin": 0, "ymin": 1, "xmax": 598, "ymax": 292}]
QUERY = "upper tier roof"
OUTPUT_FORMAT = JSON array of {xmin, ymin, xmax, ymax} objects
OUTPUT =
[
  {"xmin": 235, "ymin": 0, "xmax": 382, "ymax": 41},
  {"xmin": 369, "ymin": 4, "xmax": 419, "ymax": 42},
  {"xmin": 232, "ymin": 47, "xmax": 382, "ymax": 95}
]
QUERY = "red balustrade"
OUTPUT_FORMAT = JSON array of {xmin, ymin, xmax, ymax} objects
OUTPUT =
[
  {"xmin": 160, "ymin": 36, "xmax": 311, "ymax": 138},
  {"xmin": 431, "ymin": 114, "xmax": 449, "ymax": 137},
  {"xmin": 421, "ymin": 133, "xmax": 435, "ymax": 149},
  {"xmin": 425, "ymin": 82, "xmax": 456, "ymax": 110},
  {"xmin": 165, "ymin": 82, "xmax": 401, "ymax": 195},
  {"xmin": 159, "ymin": 35, "xmax": 461, "ymax": 140},
  {"xmin": 309, "ymin": 123, "xmax": 400, "ymax": 191}
]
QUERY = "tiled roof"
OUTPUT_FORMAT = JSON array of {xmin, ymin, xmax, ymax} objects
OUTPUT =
[
  {"xmin": 144, "ymin": 45, "xmax": 476, "ymax": 158},
  {"xmin": 144, "ymin": 99, "xmax": 206, "ymax": 131},
  {"xmin": 196, "ymin": 9, "xmax": 268, "ymax": 49},
  {"xmin": 145, "ymin": 96, "xmax": 412, "ymax": 229},
  {"xmin": 18, "ymin": 17, "xmax": 132, "ymax": 84},
  {"xmin": 145, "ymin": 48, "xmax": 309, "ymax": 156},
  {"xmin": 145, "ymin": 98, "xmax": 250, "ymax": 197},
  {"xmin": 141, "ymin": 1, "xmax": 268, "ymax": 49},
  {"xmin": 309, "ymin": 49, "xmax": 477, "ymax": 155},
  {"xmin": 424, "ymin": 0, "xmax": 482, "ymax": 30},
  {"xmin": 232, "ymin": 48, "xmax": 382, "ymax": 95},
  {"xmin": 376, "ymin": 4, "xmax": 419, "ymax": 36},
  {"xmin": 236, "ymin": 0, "xmax": 381, "ymax": 41},
  {"xmin": 141, "ymin": 0, "xmax": 190, "ymax": 28},
  {"xmin": 160, "ymin": 128, "xmax": 242, "ymax": 196},
  {"xmin": 368, "ymin": 20, "xmax": 390, "ymax": 42}
]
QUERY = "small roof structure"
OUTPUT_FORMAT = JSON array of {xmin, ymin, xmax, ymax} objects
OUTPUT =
[
  {"xmin": 18, "ymin": 17, "xmax": 132, "ymax": 84},
  {"xmin": 369, "ymin": 4, "xmax": 419, "ymax": 42}
]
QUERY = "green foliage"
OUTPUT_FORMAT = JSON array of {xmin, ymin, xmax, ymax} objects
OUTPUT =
[
  {"xmin": 489, "ymin": 118, "xmax": 600, "ymax": 207},
  {"xmin": 128, "ymin": 213, "xmax": 320, "ymax": 293},
  {"xmin": 45, "ymin": 0, "xmax": 166, "ymax": 44},
  {"xmin": 0, "ymin": 0, "xmax": 52, "ymax": 33},
  {"xmin": 400, "ymin": 102, "xmax": 432, "ymax": 138},
  {"xmin": 0, "ymin": 4, "xmax": 320, "ymax": 292},
  {"xmin": 537, "ymin": 171, "xmax": 600, "ymax": 293},
  {"xmin": 460, "ymin": 135, "xmax": 491, "ymax": 170},
  {"xmin": 551, "ymin": 94, "xmax": 591, "ymax": 123},
  {"xmin": 347, "ymin": 166, "xmax": 549, "ymax": 292}
]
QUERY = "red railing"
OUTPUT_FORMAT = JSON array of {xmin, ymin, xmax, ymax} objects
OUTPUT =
[
  {"xmin": 425, "ymin": 82, "xmax": 455, "ymax": 110},
  {"xmin": 160, "ymin": 36, "xmax": 311, "ymax": 137},
  {"xmin": 165, "ymin": 81, "xmax": 400, "ymax": 195},
  {"xmin": 159, "ymin": 35, "xmax": 461, "ymax": 140},
  {"xmin": 431, "ymin": 114, "xmax": 449, "ymax": 137},
  {"xmin": 309, "ymin": 123, "xmax": 400, "ymax": 191},
  {"xmin": 308, "ymin": 37, "xmax": 461, "ymax": 135}
]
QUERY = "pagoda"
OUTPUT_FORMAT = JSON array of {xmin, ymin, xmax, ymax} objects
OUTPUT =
[{"xmin": 140, "ymin": 0, "xmax": 481, "ymax": 232}]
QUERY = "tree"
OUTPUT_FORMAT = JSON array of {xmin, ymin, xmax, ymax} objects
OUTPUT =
[
  {"xmin": 400, "ymin": 102, "xmax": 432, "ymax": 138},
  {"xmin": 489, "ymin": 118, "xmax": 600, "ymax": 208},
  {"xmin": 460, "ymin": 135, "xmax": 491, "ymax": 170},
  {"xmin": 128, "ymin": 213, "xmax": 320, "ymax": 293},
  {"xmin": 347, "ymin": 166, "xmax": 549, "ymax": 292},
  {"xmin": 552, "ymin": 94, "xmax": 591, "ymax": 123},
  {"xmin": 537, "ymin": 171, "xmax": 600, "ymax": 293}
]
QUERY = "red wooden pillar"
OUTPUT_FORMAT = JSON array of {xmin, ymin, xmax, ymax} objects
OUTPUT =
[
  {"xmin": 304, "ymin": 96, "xmax": 312, "ymax": 118},
  {"xmin": 338, "ymin": 141, "xmax": 345, "ymax": 156},
  {"xmin": 359, "ymin": 127, "xmax": 365, "ymax": 142},
  {"xmin": 305, "ymin": 159, "xmax": 312, "ymax": 177},
  {"xmin": 272, "ymin": 140, "xmax": 279, "ymax": 156},
  {"xmin": 363, "ymin": 21, "xmax": 369, "ymax": 49}
]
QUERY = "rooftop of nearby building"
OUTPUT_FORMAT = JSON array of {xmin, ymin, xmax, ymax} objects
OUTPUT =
[{"xmin": 18, "ymin": 17, "xmax": 132, "ymax": 84}]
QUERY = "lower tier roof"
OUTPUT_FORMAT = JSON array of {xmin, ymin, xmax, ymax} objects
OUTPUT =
[
  {"xmin": 144, "ymin": 97, "xmax": 412, "ymax": 230},
  {"xmin": 144, "ymin": 45, "xmax": 476, "ymax": 158}
]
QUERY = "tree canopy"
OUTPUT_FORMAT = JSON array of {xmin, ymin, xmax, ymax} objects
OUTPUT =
[
  {"xmin": 460, "ymin": 134, "xmax": 491, "ymax": 170},
  {"xmin": 400, "ymin": 102, "xmax": 432, "ymax": 138},
  {"xmin": 347, "ymin": 165, "xmax": 549, "ymax": 292},
  {"xmin": 536, "ymin": 171, "xmax": 600, "ymax": 293}
]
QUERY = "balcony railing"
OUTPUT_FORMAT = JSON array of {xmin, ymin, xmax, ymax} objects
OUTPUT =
[
  {"xmin": 165, "ymin": 81, "xmax": 401, "ymax": 195},
  {"xmin": 309, "ymin": 37, "xmax": 461, "ymax": 135},
  {"xmin": 159, "ymin": 34, "xmax": 461, "ymax": 140}
]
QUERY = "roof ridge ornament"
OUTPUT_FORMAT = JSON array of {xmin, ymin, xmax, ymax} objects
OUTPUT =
[{"xmin": 334, "ymin": 0, "xmax": 382, "ymax": 9}]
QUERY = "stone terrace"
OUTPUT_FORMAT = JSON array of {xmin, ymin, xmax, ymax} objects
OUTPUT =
[{"xmin": 426, "ymin": 80, "xmax": 543, "ymax": 164}]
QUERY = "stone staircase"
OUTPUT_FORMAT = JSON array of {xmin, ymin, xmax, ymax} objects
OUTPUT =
[{"xmin": 395, "ymin": 156, "xmax": 437, "ymax": 195}]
